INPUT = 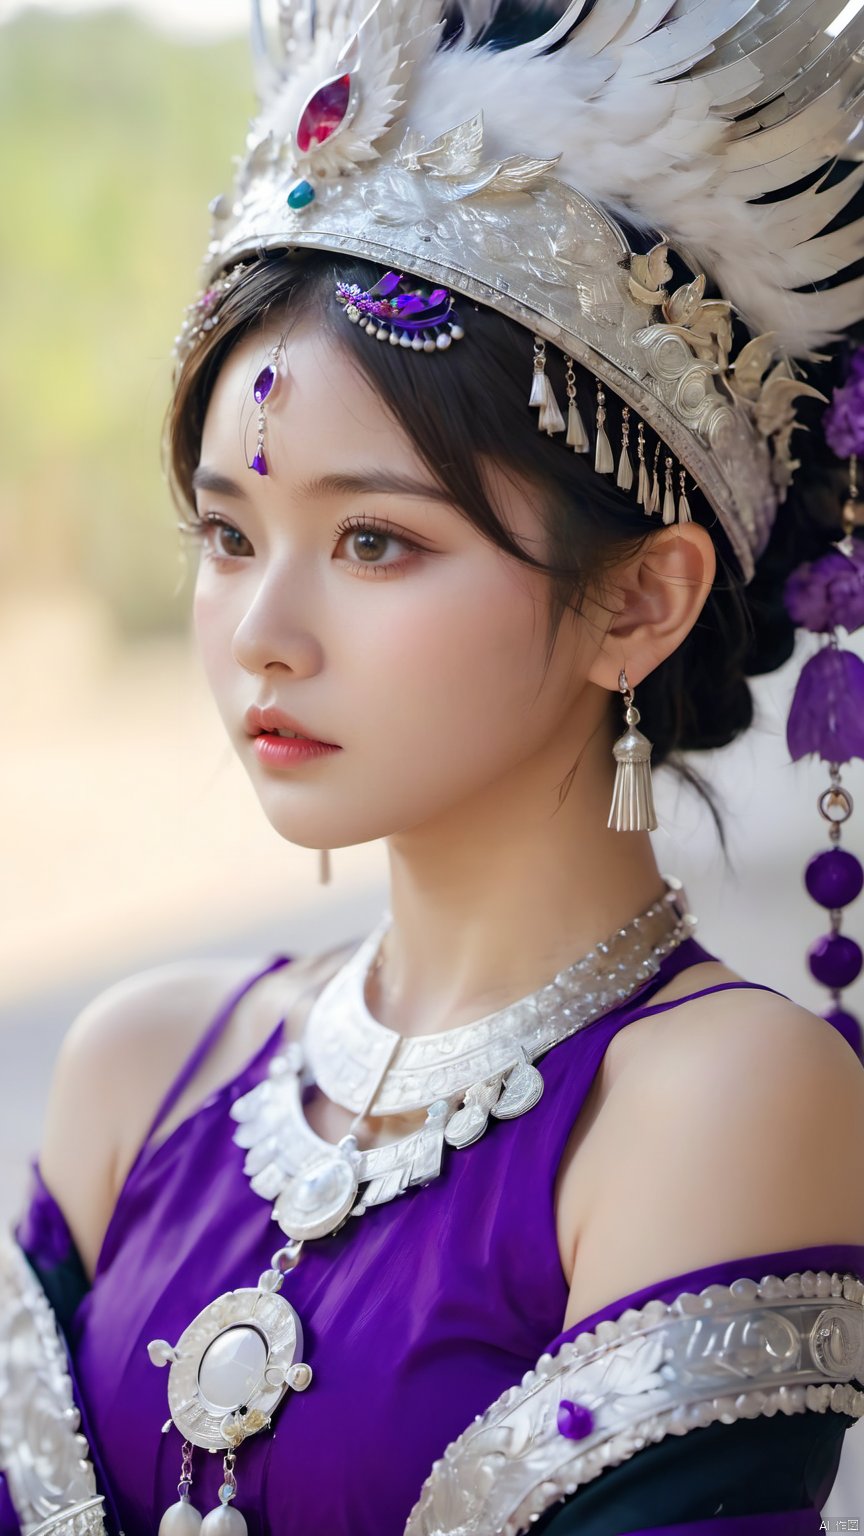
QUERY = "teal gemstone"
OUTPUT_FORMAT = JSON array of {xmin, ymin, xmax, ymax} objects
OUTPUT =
[{"xmin": 287, "ymin": 179, "xmax": 315, "ymax": 210}]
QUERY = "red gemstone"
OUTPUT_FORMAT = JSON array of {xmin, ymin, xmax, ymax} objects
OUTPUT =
[{"xmin": 296, "ymin": 74, "xmax": 351, "ymax": 154}]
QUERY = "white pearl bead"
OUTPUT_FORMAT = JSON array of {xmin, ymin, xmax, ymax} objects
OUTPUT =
[
  {"xmin": 159, "ymin": 1501, "xmax": 203, "ymax": 1534},
  {"xmin": 200, "ymin": 1507, "xmax": 248, "ymax": 1535}
]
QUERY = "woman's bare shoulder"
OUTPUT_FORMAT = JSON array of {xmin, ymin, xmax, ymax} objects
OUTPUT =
[
  {"xmin": 559, "ymin": 971, "xmax": 864, "ymax": 1330},
  {"xmin": 38, "ymin": 941, "xmax": 356, "ymax": 1280}
]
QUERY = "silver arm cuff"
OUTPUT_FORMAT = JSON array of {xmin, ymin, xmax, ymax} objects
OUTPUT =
[
  {"xmin": 404, "ymin": 1268, "xmax": 864, "ymax": 1536},
  {"xmin": 0, "ymin": 1233, "xmax": 106, "ymax": 1536}
]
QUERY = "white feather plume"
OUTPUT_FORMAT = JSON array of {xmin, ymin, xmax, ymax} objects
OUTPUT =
[{"xmin": 396, "ymin": 0, "xmax": 864, "ymax": 350}]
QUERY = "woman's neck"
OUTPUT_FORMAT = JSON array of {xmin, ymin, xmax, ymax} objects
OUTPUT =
[{"xmin": 372, "ymin": 717, "xmax": 668, "ymax": 1038}]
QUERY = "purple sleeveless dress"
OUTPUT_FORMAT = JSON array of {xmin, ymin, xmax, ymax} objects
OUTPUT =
[{"xmin": 15, "ymin": 932, "xmax": 864, "ymax": 1535}]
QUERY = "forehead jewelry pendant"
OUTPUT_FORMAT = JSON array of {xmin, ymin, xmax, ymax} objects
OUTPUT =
[{"xmin": 248, "ymin": 343, "xmax": 281, "ymax": 476}]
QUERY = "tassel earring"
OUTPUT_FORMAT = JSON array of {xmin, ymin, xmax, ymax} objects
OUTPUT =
[
  {"xmin": 594, "ymin": 379, "xmax": 615, "ymax": 473},
  {"xmin": 662, "ymin": 455, "xmax": 676, "ymax": 525},
  {"xmin": 319, "ymin": 849, "xmax": 331, "ymax": 884},
  {"xmin": 636, "ymin": 421, "xmax": 650, "ymax": 509},
  {"xmin": 607, "ymin": 668, "xmax": 658, "ymax": 832},
  {"xmin": 564, "ymin": 355, "xmax": 589, "ymax": 451},
  {"xmin": 528, "ymin": 336, "xmax": 565, "ymax": 435},
  {"xmin": 617, "ymin": 406, "xmax": 634, "ymax": 491},
  {"xmin": 678, "ymin": 467, "xmax": 693, "ymax": 523}
]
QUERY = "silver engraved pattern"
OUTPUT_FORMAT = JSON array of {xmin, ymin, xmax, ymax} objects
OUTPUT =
[
  {"xmin": 403, "ymin": 1269, "xmax": 864, "ymax": 1536},
  {"xmin": 0, "ymin": 1235, "xmax": 107, "ymax": 1536},
  {"xmin": 233, "ymin": 1053, "xmax": 455, "ymax": 1231}
]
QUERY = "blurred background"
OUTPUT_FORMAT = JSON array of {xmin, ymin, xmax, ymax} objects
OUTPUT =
[{"xmin": 1, "ymin": 0, "xmax": 863, "ymax": 1507}]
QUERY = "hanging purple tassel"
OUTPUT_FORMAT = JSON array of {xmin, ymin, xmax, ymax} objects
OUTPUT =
[
  {"xmin": 786, "ymin": 646, "xmax": 864, "ymax": 764},
  {"xmin": 823, "ymin": 348, "xmax": 864, "ymax": 459},
  {"xmin": 784, "ymin": 345, "xmax": 864, "ymax": 1054},
  {"xmin": 783, "ymin": 541, "xmax": 864, "ymax": 634}
]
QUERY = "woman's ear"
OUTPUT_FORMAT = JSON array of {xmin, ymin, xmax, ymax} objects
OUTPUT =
[{"xmin": 586, "ymin": 523, "xmax": 717, "ymax": 692}]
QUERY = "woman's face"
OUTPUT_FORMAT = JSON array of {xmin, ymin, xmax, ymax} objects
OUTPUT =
[{"xmin": 191, "ymin": 323, "xmax": 606, "ymax": 851}]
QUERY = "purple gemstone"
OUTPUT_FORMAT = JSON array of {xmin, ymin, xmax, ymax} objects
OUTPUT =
[
  {"xmin": 556, "ymin": 1398, "xmax": 594, "ymax": 1441},
  {"xmin": 296, "ymin": 74, "xmax": 351, "ymax": 154},
  {"xmin": 805, "ymin": 848, "xmax": 864, "ymax": 910},
  {"xmin": 251, "ymin": 450, "xmax": 268, "ymax": 476},
  {"xmin": 808, "ymin": 932, "xmax": 863, "ymax": 989},
  {"xmin": 253, "ymin": 365, "xmax": 275, "ymax": 405},
  {"xmin": 823, "ymin": 1007, "xmax": 864, "ymax": 1060}
]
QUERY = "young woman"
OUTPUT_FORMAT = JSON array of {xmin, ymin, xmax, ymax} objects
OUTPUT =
[{"xmin": 5, "ymin": 3, "xmax": 864, "ymax": 1534}]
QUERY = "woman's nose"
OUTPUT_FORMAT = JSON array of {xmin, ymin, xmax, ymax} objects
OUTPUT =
[{"xmin": 231, "ymin": 564, "xmax": 324, "ymax": 678}]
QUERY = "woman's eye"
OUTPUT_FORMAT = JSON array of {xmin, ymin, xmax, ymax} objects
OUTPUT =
[
  {"xmin": 333, "ymin": 517, "xmax": 420, "ymax": 576},
  {"xmin": 188, "ymin": 515, "xmax": 252, "ymax": 560}
]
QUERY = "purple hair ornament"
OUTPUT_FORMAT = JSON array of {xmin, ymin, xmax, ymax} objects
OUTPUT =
[
  {"xmin": 782, "ymin": 344, "xmax": 864, "ymax": 1058},
  {"xmin": 335, "ymin": 270, "xmax": 465, "ymax": 352}
]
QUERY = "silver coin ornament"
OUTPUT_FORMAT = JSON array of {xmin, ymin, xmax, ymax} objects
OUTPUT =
[{"xmin": 490, "ymin": 1048, "xmax": 545, "ymax": 1120}]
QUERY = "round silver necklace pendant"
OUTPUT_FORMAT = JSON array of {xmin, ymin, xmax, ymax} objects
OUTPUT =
[
  {"xmin": 273, "ymin": 1144, "xmax": 360, "ymax": 1241},
  {"xmin": 148, "ymin": 1287, "xmax": 312, "ymax": 1452}
]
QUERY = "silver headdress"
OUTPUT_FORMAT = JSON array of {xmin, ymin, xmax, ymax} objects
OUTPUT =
[{"xmin": 185, "ymin": 0, "xmax": 864, "ymax": 584}]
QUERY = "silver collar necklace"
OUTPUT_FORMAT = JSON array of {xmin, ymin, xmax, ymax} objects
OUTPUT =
[
  {"xmin": 231, "ymin": 873, "xmax": 697, "ymax": 1242},
  {"xmin": 303, "ymin": 873, "xmax": 697, "ymax": 1118}
]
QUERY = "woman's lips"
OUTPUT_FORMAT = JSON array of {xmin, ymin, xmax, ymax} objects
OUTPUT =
[{"xmin": 253, "ymin": 733, "xmax": 342, "ymax": 766}]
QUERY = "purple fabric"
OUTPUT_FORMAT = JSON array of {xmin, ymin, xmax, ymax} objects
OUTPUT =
[
  {"xmin": 0, "ymin": 1476, "xmax": 21, "ymax": 1536},
  {"xmin": 620, "ymin": 1513, "xmax": 824, "ymax": 1536},
  {"xmin": 17, "ymin": 1159, "xmax": 75, "ymax": 1268},
  {"xmin": 14, "ymin": 939, "xmax": 864, "ymax": 1535}
]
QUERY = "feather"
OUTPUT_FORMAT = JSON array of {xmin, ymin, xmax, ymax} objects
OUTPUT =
[{"xmin": 258, "ymin": 0, "xmax": 864, "ymax": 350}]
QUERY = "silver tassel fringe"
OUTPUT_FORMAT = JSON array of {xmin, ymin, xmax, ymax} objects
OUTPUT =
[
  {"xmin": 529, "ymin": 336, "xmax": 548, "ymax": 406},
  {"xmin": 678, "ymin": 470, "xmax": 693, "ymax": 523},
  {"xmin": 539, "ymin": 385, "xmax": 565, "ymax": 435},
  {"xmin": 607, "ymin": 705, "xmax": 658, "ymax": 832},
  {"xmin": 529, "ymin": 368, "xmax": 547, "ymax": 407},
  {"xmin": 567, "ymin": 399, "xmax": 589, "ymax": 452},
  {"xmin": 638, "ymin": 459, "xmax": 651, "ymax": 509},
  {"xmin": 617, "ymin": 447, "xmax": 633, "ymax": 491},
  {"xmin": 595, "ymin": 424, "xmax": 614, "ymax": 473}
]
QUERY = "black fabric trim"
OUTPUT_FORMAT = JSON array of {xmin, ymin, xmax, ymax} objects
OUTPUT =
[
  {"xmin": 533, "ymin": 1409, "xmax": 853, "ymax": 1534},
  {"xmin": 20, "ymin": 1242, "xmax": 90, "ymax": 1349}
]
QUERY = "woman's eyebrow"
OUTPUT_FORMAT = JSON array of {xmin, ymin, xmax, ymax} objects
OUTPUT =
[
  {"xmin": 295, "ymin": 470, "xmax": 452, "ymax": 503},
  {"xmin": 191, "ymin": 466, "xmax": 452, "ymax": 504},
  {"xmin": 191, "ymin": 467, "xmax": 249, "ymax": 498}
]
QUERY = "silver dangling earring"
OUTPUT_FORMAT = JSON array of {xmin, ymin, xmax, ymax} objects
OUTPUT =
[
  {"xmin": 607, "ymin": 668, "xmax": 658, "ymax": 832},
  {"xmin": 319, "ymin": 848, "xmax": 331, "ymax": 884}
]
